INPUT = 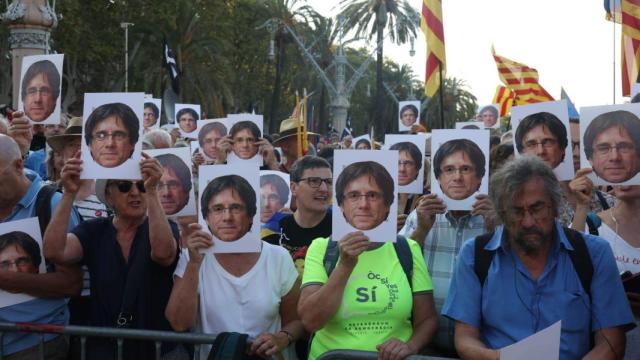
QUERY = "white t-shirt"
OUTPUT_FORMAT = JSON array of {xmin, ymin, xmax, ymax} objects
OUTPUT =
[
  {"xmin": 174, "ymin": 242, "xmax": 298, "ymax": 359},
  {"xmin": 597, "ymin": 222, "xmax": 640, "ymax": 274}
]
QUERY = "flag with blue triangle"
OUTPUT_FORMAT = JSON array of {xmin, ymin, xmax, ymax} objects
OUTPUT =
[{"xmin": 560, "ymin": 87, "xmax": 580, "ymax": 120}]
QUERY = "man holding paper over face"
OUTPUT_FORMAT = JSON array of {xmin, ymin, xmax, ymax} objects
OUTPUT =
[{"xmin": 442, "ymin": 156, "xmax": 634, "ymax": 359}]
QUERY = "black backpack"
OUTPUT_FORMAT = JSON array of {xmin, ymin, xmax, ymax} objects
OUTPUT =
[
  {"xmin": 34, "ymin": 184, "xmax": 59, "ymax": 237},
  {"xmin": 207, "ymin": 332, "xmax": 261, "ymax": 360},
  {"xmin": 473, "ymin": 227, "xmax": 593, "ymax": 298},
  {"xmin": 323, "ymin": 235, "xmax": 414, "ymax": 289}
]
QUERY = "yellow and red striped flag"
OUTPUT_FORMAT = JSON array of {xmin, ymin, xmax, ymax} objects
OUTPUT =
[
  {"xmin": 292, "ymin": 94, "xmax": 309, "ymax": 158},
  {"xmin": 492, "ymin": 47, "xmax": 554, "ymax": 105},
  {"xmin": 421, "ymin": 0, "xmax": 446, "ymax": 97},
  {"xmin": 621, "ymin": 0, "xmax": 640, "ymax": 96},
  {"xmin": 492, "ymin": 86, "xmax": 515, "ymax": 117}
]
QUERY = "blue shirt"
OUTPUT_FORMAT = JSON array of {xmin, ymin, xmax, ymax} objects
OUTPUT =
[
  {"xmin": 442, "ymin": 221, "xmax": 634, "ymax": 360},
  {"xmin": 24, "ymin": 149, "xmax": 47, "ymax": 180},
  {"xmin": 0, "ymin": 170, "xmax": 81, "ymax": 355}
]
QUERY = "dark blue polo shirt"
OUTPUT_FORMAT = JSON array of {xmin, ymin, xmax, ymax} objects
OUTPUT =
[{"xmin": 71, "ymin": 216, "xmax": 180, "ymax": 359}]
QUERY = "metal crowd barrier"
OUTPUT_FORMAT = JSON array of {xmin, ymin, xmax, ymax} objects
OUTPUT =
[
  {"xmin": 0, "ymin": 323, "xmax": 457, "ymax": 360},
  {"xmin": 0, "ymin": 322, "xmax": 217, "ymax": 360},
  {"xmin": 316, "ymin": 350, "xmax": 454, "ymax": 360}
]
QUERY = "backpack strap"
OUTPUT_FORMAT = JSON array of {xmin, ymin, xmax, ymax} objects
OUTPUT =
[
  {"xmin": 34, "ymin": 184, "xmax": 59, "ymax": 237},
  {"xmin": 562, "ymin": 227, "xmax": 594, "ymax": 299},
  {"xmin": 393, "ymin": 235, "xmax": 413, "ymax": 289},
  {"xmin": 585, "ymin": 212, "xmax": 602, "ymax": 236},
  {"xmin": 323, "ymin": 236, "xmax": 414, "ymax": 290},
  {"xmin": 322, "ymin": 236, "xmax": 339, "ymax": 277},
  {"xmin": 595, "ymin": 190, "xmax": 610, "ymax": 211},
  {"xmin": 474, "ymin": 232, "xmax": 496, "ymax": 285}
]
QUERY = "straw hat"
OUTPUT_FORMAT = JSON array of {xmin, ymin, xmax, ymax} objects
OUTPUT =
[
  {"xmin": 273, "ymin": 117, "xmax": 319, "ymax": 144},
  {"xmin": 47, "ymin": 117, "xmax": 83, "ymax": 152}
]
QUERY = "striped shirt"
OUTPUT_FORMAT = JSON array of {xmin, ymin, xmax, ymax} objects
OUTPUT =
[{"xmin": 398, "ymin": 210, "xmax": 487, "ymax": 352}]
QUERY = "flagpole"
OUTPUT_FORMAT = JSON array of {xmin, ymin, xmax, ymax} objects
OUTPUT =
[
  {"xmin": 613, "ymin": 14, "xmax": 616, "ymax": 104},
  {"xmin": 438, "ymin": 61, "xmax": 445, "ymax": 129}
]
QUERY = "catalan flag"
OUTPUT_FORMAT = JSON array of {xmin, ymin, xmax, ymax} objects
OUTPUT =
[
  {"xmin": 492, "ymin": 47, "xmax": 554, "ymax": 105},
  {"xmin": 292, "ymin": 94, "xmax": 309, "ymax": 157},
  {"xmin": 492, "ymin": 86, "xmax": 515, "ymax": 117},
  {"xmin": 621, "ymin": 0, "xmax": 640, "ymax": 96},
  {"xmin": 421, "ymin": 0, "xmax": 446, "ymax": 97}
]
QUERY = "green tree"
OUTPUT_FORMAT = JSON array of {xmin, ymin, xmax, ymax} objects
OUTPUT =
[
  {"xmin": 263, "ymin": 0, "xmax": 320, "ymax": 133},
  {"xmin": 338, "ymin": 0, "xmax": 418, "ymax": 135},
  {"xmin": 425, "ymin": 77, "xmax": 478, "ymax": 130}
]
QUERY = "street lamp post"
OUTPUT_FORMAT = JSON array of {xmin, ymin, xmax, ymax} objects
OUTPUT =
[
  {"xmin": 2, "ymin": 0, "xmax": 59, "ymax": 109},
  {"xmin": 258, "ymin": 18, "xmax": 386, "ymax": 133},
  {"xmin": 120, "ymin": 22, "xmax": 134, "ymax": 92}
]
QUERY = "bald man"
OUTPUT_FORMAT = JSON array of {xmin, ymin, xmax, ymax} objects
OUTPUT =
[{"xmin": 0, "ymin": 134, "xmax": 82, "ymax": 358}]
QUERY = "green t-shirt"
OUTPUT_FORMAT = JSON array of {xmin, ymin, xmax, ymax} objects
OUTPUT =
[{"xmin": 301, "ymin": 237, "xmax": 433, "ymax": 359}]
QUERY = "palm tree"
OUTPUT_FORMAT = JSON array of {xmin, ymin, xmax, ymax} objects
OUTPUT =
[
  {"xmin": 339, "ymin": 0, "xmax": 418, "ymax": 135},
  {"xmin": 424, "ymin": 77, "xmax": 478, "ymax": 130},
  {"xmin": 264, "ymin": 0, "xmax": 321, "ymax": 133},
  {"xmin": 303, "ymin": 15, "xmax": 340, "ymax": 133}
]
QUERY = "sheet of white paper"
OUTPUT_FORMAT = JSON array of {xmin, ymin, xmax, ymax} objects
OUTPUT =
[{"xmin": 500, "ymin": 320, "xmax": 561, "ymax": 360}]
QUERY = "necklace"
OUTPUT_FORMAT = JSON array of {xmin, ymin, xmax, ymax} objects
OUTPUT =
[
  {"xmin": 610, "ymin": 207, "xmax": 619, "ymax": 235},
  {"xmin": 609, "ymin": 207, "xmax": 624, "ymax": 260}
]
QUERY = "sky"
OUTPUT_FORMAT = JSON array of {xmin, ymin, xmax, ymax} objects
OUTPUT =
[{"xmin": 307, "ymin": 0, "xmax": 624, "ymax": 110}]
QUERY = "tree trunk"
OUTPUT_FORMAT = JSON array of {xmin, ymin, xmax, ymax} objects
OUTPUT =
[
  {"xmin": 374, "ymin": 26, "xmax": 385, "ymax": 139},
  {"xmin": 318, "ymin": 85, "xmax": 326, "ymax": 134},
  {"xmin": 269, "ymin": 36, "xmax": 286, "ymax": 134}
]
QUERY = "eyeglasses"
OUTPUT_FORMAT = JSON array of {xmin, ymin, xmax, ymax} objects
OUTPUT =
[
  {"xmin": 344, "ymin": 191, "xmax": 382, "ymax": 203},
  {"xmin": 156, "ymin": 181, "xmax": 182, "ymax": 192},
  {"xmin": 26, "ymin": 87, "xmax": 52, "ymax": 97},
  {"xmin": 440, "ymin": 165, "xmax": 475, "ymax": 176},
  {"xmin": 111, "ymin": 181, "xmax": 146, "ymax": 193},
  {"xmin": 398, "ymin": 160, "xmax": 416, "ymax": 168},
  {"xmin": 261, "ymin": 194, "xmax": 281, "ymax": 203},
  {"xmin": 593, "ymin": 142, "xmax": 635, "ymax": 156},
  {"xmin": 0, "ymin": 257, "xmax": 32, "ymax": 271},
  {"xmin": 92, "ymin": 131, "xmax": 129, "ymax": 142},
  {"xmin": 299, "ymin": 177, "xmax": 333, "ymax": 188},
  {"xmin": 208, "ymin": 203, "xmax": 246, "ymax": 216},
  {"xmin": 523, "ymin": 138, "xmax": 558, "ymax": 150},
  {"xmin": 507, "ymin": 202, "xmax": 551, "ymax": 223}
]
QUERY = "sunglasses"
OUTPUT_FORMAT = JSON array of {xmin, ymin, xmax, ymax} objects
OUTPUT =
[{"xmin": 111, "ymin": 181, "xmax": 146, "ymax": 193}]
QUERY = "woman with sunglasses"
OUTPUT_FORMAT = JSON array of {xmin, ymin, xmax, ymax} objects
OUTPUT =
[{"xmin": 43, "ymin": 151, "xmax": 179, "ymax": 360}]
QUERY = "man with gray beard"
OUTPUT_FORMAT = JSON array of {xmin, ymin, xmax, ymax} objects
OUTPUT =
[{"xmin": 442, "ymin": 156, "xmax": 634, "ymax": 360}]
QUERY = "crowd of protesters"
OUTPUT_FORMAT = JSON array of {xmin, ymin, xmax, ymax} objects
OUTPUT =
[{"xmin": 0, "ymin": 102, "xmax": 638, "ymax": 360}]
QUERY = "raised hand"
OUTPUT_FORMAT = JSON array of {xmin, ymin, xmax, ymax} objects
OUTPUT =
[
  {"xmin": 338, "ymin": 231, "xmax": 370, "ymax": 269},
  {"xmin": 569, "ymin": 168, "xmax": 595, "ymax": 206},
  {"xmin": 184, "ymin": 223, "xmax": 213, "ymax": 264},
  {"xmin": 215, "ymin": 135, "xmax": 233, "ymax": 164},
  {"xmin": 60, "ymin": 151, "xmax": 83, "ymax": 194},
  {"xmin": 6, "ymin": 111, "xmax": 33, "ymax": 156},
  {"xmin": 140, "ymin": 152, "xmax": 163, "ymax": 192},
  {"xmin": 415, "ymin": 194, "xmax": 447, "ymax": 231}
]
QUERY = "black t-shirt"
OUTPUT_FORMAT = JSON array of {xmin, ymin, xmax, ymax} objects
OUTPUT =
[
  {"xmin": 71, "ymin": 216, "xmax": 180, "ymax": 359},
  {"xmin": 263, "ymin": 211, "xmax": 331, "ymax": 262}
]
